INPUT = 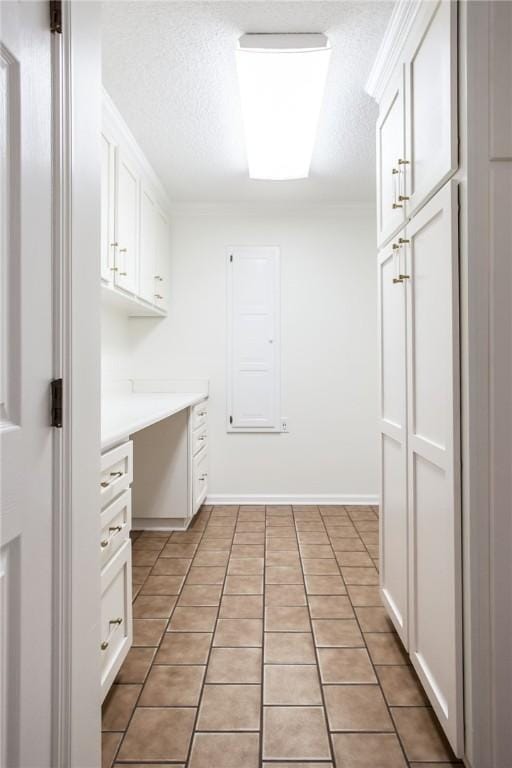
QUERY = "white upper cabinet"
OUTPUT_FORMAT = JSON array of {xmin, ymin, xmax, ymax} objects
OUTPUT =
[
  {"xmin": 377, "ymin": 67, "xmax": 407, "ymax": 246},
  {"xmin": 404, "ymin": 0, "xmax": 457, "ymax": 216},
  {"xmin": 101, "ymin": 90, "xmax": 170, "ymax": 317}
]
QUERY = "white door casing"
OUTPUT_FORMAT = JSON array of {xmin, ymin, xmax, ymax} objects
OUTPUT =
[
  {"xmin": 406, "ymin": 181, "xmax": 462, "ymax": 755},
  {"xmin": 0, "ymin": 3, "xmax": 54, "ymax": 765},
  {"xmin": 378, "ymin": 238, "xmax": 409, "ymax": 647},
  {"xmin": 227, "ymin": 246, "xmax": 280, "ymax": 431}
]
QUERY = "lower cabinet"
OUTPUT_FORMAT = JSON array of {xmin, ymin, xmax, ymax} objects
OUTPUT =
[{"xmin": 378, "ymin": 181, "xmax": 463, "ymax": 755}]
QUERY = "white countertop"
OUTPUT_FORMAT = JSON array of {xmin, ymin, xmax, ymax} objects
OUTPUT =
[{"xmin": 101, "ymin": 391, "xmax": 207, "ymax": 450}]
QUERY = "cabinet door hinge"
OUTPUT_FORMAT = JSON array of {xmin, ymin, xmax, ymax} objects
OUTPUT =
[
  {"xmin": 50, "ymin": 0, "xmax": 62, "ymax": 33},
  {"xmin": 230, "ymin": 254, "xmax": 233, "ymax": 263},
  {"xmin": 229, "ymin": 415, "xmax": 233, "ymax": 425},
  {"xmin": 51, "ymin": 378, "xmax": 63, "ymax": 428}
]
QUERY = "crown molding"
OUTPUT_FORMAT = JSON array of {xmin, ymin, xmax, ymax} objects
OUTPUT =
[
  {"xmin": 365, "ymin": 0, "xmax": 422, "ymax": 102},
  {"xmin": 168, "ymin": 201, "xmax": 375, "ymax": 218}
]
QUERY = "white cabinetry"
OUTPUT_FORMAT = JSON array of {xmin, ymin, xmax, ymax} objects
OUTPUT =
[{"xmin": 101, "ymin": 90, "xmax": 170, "ymax": 317}]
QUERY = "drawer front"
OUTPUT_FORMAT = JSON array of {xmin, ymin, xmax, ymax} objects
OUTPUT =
[
  {"xmin": 192, "ymin": 400, "xmax": 208, "ymax": 430},
  {"xmin": 101, "ymin": 440, "xmax": 133, "ymax": 508},
  {"xmin": 100, "ymin": 540, "xmax": 133, "ymax": 700},
  {"xmin": 193, "ymin": 447, "xmax": 208, "ymax": 514},
  {"xmin": 192, "ymin": 423, "xmax": 208, "ymax": 456},
  {"xmin": 100, "ymin": 490, "xmax": 131, "ymax": 568}
]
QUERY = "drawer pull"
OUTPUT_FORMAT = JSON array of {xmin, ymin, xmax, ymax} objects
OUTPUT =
[
  {"xmin": 100, "ymin": 617, "xmax": 123, "ymax": 651},
  {"xmin": 100, "ymin": 525, "xmax": 124, "ymax": 550},
  {"xmin": 199, "ymin": 473, "xmax": 208, "ymax": 482},
  {"xmin": 100, "ymin": 471, "xmax": 123, "ymax": 489},
  {"xmin": 198, "ymin": 436, "xmax": 206, "ymax": 441},
  {"xmin": 154, "ymin": 293, "xmax": 164, "ymax": 300},
  {"xmin": 198, "ymin": 411, "xmax": 207, "ymax": 417},
  {"xmin": 154, "ymin": 275, "xmax": 164, "ymax": 281}
]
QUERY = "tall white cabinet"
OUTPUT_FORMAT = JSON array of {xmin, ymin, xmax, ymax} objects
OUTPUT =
[{"xmin": 370, "ymin": 0, "xmax": 463, "ymax": 756}]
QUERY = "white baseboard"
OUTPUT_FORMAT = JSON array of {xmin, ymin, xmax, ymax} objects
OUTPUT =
[{"xmin": 206, "ymin": 493, "xmax": 379, "ymax": 506}]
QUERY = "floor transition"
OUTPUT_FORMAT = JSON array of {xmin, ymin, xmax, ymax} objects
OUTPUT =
[{"xmin": 102, "ymin": 504, "xmax": 461, "ymax": 767}]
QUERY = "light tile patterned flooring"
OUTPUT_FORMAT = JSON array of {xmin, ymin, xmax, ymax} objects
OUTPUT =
[{"xmin": 102, "ymin": 504, "xmax": 461, "ymax": 768}]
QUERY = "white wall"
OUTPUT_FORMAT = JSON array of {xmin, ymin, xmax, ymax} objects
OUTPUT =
[
  {"xmin": 128, "ymin": 205, "xmax": 379, "ymax": 502},
  {"xmin": 101, "ymin": 302, "xmax": 133, "ymax": 392}
]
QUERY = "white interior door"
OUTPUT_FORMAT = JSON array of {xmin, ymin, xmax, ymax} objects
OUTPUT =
[
  {"xmin": 228, "ymin": 246, "xmax": 280, "ymax": 431},
  {"xmin": 376, "ymin": 65, "xmax": 406, "ymax": 247},
  {"xmin": 115, "ymin": 148, "xmax": 139, "ymax": 294},
  {"xmin": 405, "ymin": 182, "xmax": 462, "ymax": 754},
  {"xmin": 404, "ymin": 0, "xmax": 457, "ymax": 216},
  {"xmin": 378, "ymin": 238, "xmax": 408, "ymax": 647},
  {"xmin": 1, "ymin": 3, "xmax": 54, "ymax": 765}
]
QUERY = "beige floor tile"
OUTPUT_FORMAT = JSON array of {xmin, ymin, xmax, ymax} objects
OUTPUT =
[
  {"xmin": 133, "ymin": 538, "xmax": 166, "ymax": 551},
  {"xmin": 305, "ymin": 574, "xmax": 346, "ymax": 595},
  {"xmin": 178, "ymin": 584, "xmax": 222, "ymax": 606},
  {"xmin": 265, "ymin": 551, "xmax": 301, "ymax": 567},
  {"xmin": 364, "ymin": 633, "xmax": 408, "ymax": 665},
  {"xmin": 312, "ymin": 619, "xmax": 364, "ymax": 647},
  {"xmin": 116, "ymin": 647, "xmax": 155, "ymax": 684},
  {"xmin": 299, "ymin": 545, "xmax": 334, "ymax": 559},
  {"xmin": 132, "ymin": 618, "xmax": 167, "ymax": 647},
  {"xmin": 331, "ymin": 538, "xmax": 366, "ymax": 552},
  {"xmin": 219, "ymin": 594, "xmax": 264, "ymax": 618},
  {"xmin": 354, "ymin": 606, "xmax": 395, "ymax": 632},
  {"xmin": 266, "ymin": 538, "xmax": 299, "ymax": 551},
  {"xmin": 265, "ymin": 584, "xmax": 307, "ymax": 606},
  {"xmin": 206, "ymin": 647, "xmax": 262, "ymax": 683},
  {"xmin": 341, "ymin": 566, "xmax": 379, "ymax": 586},
  {"xmin": 302, "ymin": 558, "xmax": 340, "ymax": 574},
  {"xmin": 132, "ymin": 549, "xmax": 159, "ymax": 567},
  {"xmin": 264, "ymin": 631, "xmax": 316, "ymax": 664},
  {"xmin": 317, "ymin": 648, "xmax": 377, "ymax": 684},
  {"xmin": 233, "ymin": 532, "xmax": 265, "ymax": 544},
  {"xmin": 132, "ymin": 566, "xmax": 151, "ymax": 585},
  {"xmin": 297, "ymin": 532, "xmax": 330, "ymax": 544},
  {"xmin": 102, "ymin": 684, "xmax": 141, "ymax": 731},
  {"xmin": 140, "ymin": 575, "xmax": 185, "ymax": 595},
  {"xmin": 168, "ymin": 606, "xmax": 217, "ymax": 632},
  {"xmin": 132, "ymin": 595, "xmax": 177, "ymax": 619},
  {"xmin": 114, "ymin": 765, "xmax": 183, "ymax": 768},
  {"xmin": 197, "ymin": 684, "xmax": 261, "ymax": 730},
  {"xmin": 308, "ymin": 595, "xmax": 354, "ymax": 619},
  {"xmin": 324, "ymin": 685, "xmax": 393, "ymax": 732},
  {"xmin": 228, "ymin": 557, "xmax": 264, "ymax": 575},
  {"xmin": 117, "ymin": 707, "xmax": 195, "ymax": 762},
  {"xmin": 346, "ymin": 585, "xmax": 381, "ymax": 606},
  {"xmin": 224, "ymin": 574, "xmax": 264, "ymax": 594},
  {"xmin": 102, "ymin": 732, "xmax": 122, "ymax": 768},
  {"xmin": 139, "ymin": 665, "xmax": 205, "ymax": 706},
  {"xmin": 263, "ymin": 764, "xmax": 332, "ymax": 768},
  {"xmin": 132, "ymin": 584, "xmax": 142, "ymax": 600},
  {"xmin": 262, "ymin": 706, "xmax": 331, "ymax": 761},
  {"xmin": 188, "ymin": 732, "xmax": 260, "ymax": 768},
  {"xmin": 332, "ymin": 733, "xmax": 407, "ymax": 768},
  {"xmin": 365, "ymin": 544, "xmax": 379, "ymax": 558},
  {"xmin": 161, "ymin": 543, "xmax": 198, "ymax": 558},
  {"xmin": 151, "ymin": 557, "xmax": 192, "ymax": 575},
  {"xmin": 186, "ymin": 566, "xmax": 226, "ymax": 584},
  {"xmin": 336, "ymin": 551, "xmax": 374, "ymax": 567},
  {"xmin": 295, "ymin": 522, "xmax": 325, "ymax": 531},
  {"xmin": 264, "ymin": 664, "xmax": 322, "ymax": 705},
  {"xmin": 265, "ymin": 605, "xmax": 310, "ymax": 632},
  {"xmin": 377, "ymin": 665, "xmax": 428, "ymax": 705},
  {"xmin": 235, "ymin": 522, "xmax": 266, "ymax": 532},
  {"xmin": 198, "ymin": 538, "xmax": 232, "ymax": 551},
  {"xmin": 213, "ymin": 618, "xmax": 263, "ymax": 647},
  {"xmin": 231, "ymin": 544, "xmax": 264, "ymax": 558},
  {"xmin": 391, "ymin": 707, "xmax": 456, "ymax": 762},
  {"xmin": 265, "ymin": 566, "xmax": 304, "ymax": 584},
  {"xmin": 155, "ymin": 632, "xmax": 211, "ymax": 664},
  {"xmin": 192, "ymin": 550, "xmax": 230, "ymax": 567}
]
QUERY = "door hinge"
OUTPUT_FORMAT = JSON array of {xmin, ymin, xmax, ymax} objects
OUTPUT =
[
  {"xmin": 50, "ymin": 0, "xmax": 62, "ymax": 33},
  {"xmin": 230, "ymin": 254, "xmax": 233, "ymax": 263},
  {"xmin": 51, "ymin": 378, "xmax": 63, "ymax": 428},
  {"xmin": 229, "ymin": 415, "xmax": 233, "ymax": 425}
]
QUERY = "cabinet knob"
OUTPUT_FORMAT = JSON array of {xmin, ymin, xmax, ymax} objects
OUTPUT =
[{"xmin": 392, "ymin": 168, "xmax": 399, "ymax": 175}]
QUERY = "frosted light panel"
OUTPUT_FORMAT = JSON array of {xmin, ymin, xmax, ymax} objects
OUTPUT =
[{"xmin": 236, "ymin": 36, "xmax": 331, "ymax": 180}]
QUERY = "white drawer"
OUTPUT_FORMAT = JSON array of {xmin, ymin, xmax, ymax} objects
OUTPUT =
[
  {"xmin": 101, "ymin": 440, "xmax": 133, "ymax": 509},
  {"xmin": 100, "ymin": 490, "xmax": 131, "ymax": 569},
  {"xmin": 192, "ymin": 400, "xmax": 208, "ymax": 430},
  {"xmin": 192, "ymin": 423, "xmax": 208, "ymax": 456},
  {"xmin": 193, "ymin": 446, "xmax": 208, "ymax": 514},
  {"xmin": 100, "ymin": 540, "xmax": 132, "ymax": 701}
]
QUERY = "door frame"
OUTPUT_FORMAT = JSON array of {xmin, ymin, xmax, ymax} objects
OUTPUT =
[{"xmin": 51, "ymin": 3, "xmax": 102, "ymax": 766}]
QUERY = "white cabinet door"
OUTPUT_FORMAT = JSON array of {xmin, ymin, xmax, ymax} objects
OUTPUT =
[
  {"xmin": 376, "ymin": 66, "xmax": 407, "ymax": 247},
  {"xmin": 115, "ymin": 148, "xmax": 139, "ymax": 295},
  {"xmin": 228, "ymin": 246, "xmax": 280, "ymax": 431},
  {"xmin": 378, "ymin": 238, "xmax": 409, "ymax": 647},
  {"xmin": 101, "ymin": 128, "xmax": 116, "ymax": 284},
  {"xmin": 405, "ymin": 182, "xmax": 462, "ymax": 755},
  {"xmin": 154, "ymin": 206, "xmax": 170, "ymax": 312},
  {"xmin": 139, "ymin": 185, "xmax": 157, "ymax": 304},
  {"xmin": 404, "ymin": 0, "xmax": 457, "ymax": 216}
]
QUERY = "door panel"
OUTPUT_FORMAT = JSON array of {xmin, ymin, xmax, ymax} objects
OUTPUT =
[
  {"xmin": 377, "ymin": 241, "xmax": 408, "ymax": 646},
  {"xmin": 154, "ymin": 206, "xmax": 169, "ymax": 311},
  {"xmin": 405, "ymin": 0, "xmax": 457, "ymax": 216},
  {"xmin": 406, "ymin": 182, "xmax": 462, "ymax": 755},
  {"xmin": 100, "ymin": 129, "xmax": 116, "ymax": 284},
  {"xmin": 376, "ymin": 67, "xmax": 406, "ymax": 247},
  {"xmin": 1, "ymin": 3, "xmax": 54, "ymax": 765},
  {"xmin": 115, "ymin": 149, "xmax": 139, "ymax": 294},
  {"xmin": 139, "ymin": 185, "xmax": 157, "ymax": 304}
]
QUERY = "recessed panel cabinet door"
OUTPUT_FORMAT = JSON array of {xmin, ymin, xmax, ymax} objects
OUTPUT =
[
  {"xmin": 378, "ymin": 240, "xmax": 408, "ymax": 647},
  {"xmin": 405, "ymin": 182, "xmax": 462, "ymax": 755},
  {"xmin": 139, "ymin": 185, "xmax": 157, "ymax": 304},
  {"xmin": 154, "ymin": 207, "xmax": 170, "ymax": 312},
  {"xmin": 404, "ymin": 0, "xmax": 457, "ymax": 216},
  {"xmin": 115, "ymin": 149, "xmax": 139, "ymax": 295},
  {"xmin": 101, "ymin": 129, "xmax": 116, "ymax": 284},
  {"xmin": 376, "ymin": 66, "xmax": 407, "ymax": 247}
]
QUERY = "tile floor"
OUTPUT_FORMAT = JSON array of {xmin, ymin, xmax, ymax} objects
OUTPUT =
[{"xmin": 102, "ymin": 504, "xmax": 461, "ymax": 768}]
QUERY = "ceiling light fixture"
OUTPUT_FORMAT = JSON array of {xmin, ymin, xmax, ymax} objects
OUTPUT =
[{"xmin": 236, "ymin": 33, "xmax": 331, "ymax": 181}]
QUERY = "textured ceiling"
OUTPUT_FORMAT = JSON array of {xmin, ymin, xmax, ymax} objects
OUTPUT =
[{"xmin": 101, "ymin": 1, "xmax": 392, "ymax": 204}]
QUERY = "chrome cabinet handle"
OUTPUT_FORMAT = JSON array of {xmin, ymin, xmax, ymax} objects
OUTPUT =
[
  {"xmin": 119, "ymin": 247, "xmax": 127, "ymax": 253},
  {"xmin": 110, "ymin": 242, "xmax": 118, "ymax": 247},
  {"xmin": 399, "ymin": 274, "xmax": 410, "ymax": 280},
  {"xmin": 100, "ymin": 470, "xmax": 123, "ymax": 489},
  {"xmin": 101, "ymin": 617, "xmax": 123, "ymax": 651},
  {"xmin": 154, "ymin": 275, "xmax": 164, "ymax": 282},
  {"xmin": 100, "ymin": 524, "xmax": 124, "ymax": 550},
  {"xmin": 154, "ymin": 293, "xmax": 164, "ymax": 300},
  {"xmin": 398, "ymin": 158, "xmax": 409, "ymax": 165},
  {"xmin": 393, "ymin": 277, "xmax": 404, "ymax": 284}
]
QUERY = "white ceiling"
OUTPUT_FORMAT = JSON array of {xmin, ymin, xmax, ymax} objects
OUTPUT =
[{"xmin": 101, "ymin": 1, "xmax": 392, "ymax": 205}]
